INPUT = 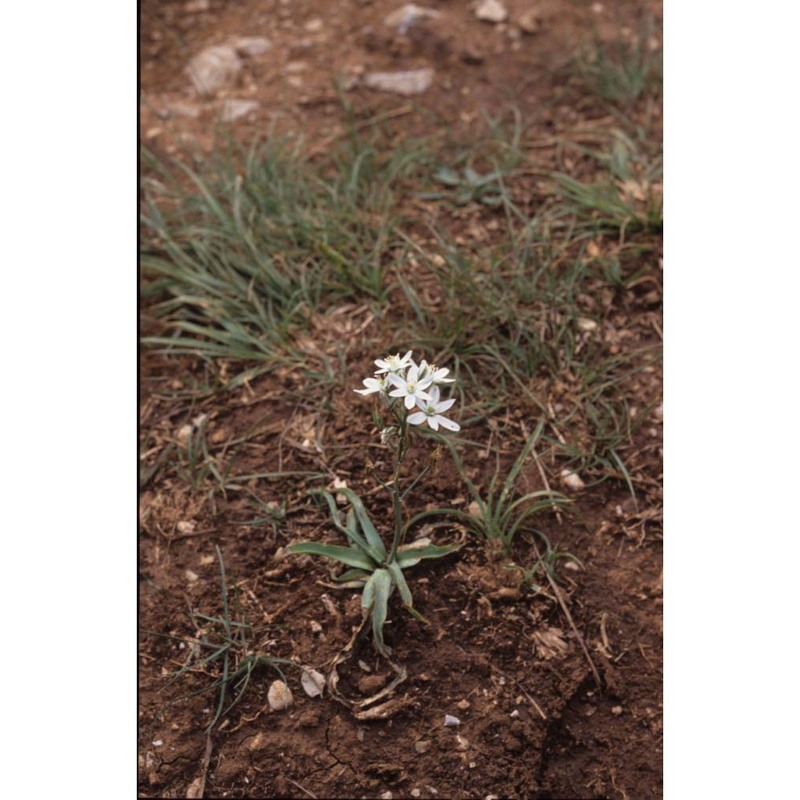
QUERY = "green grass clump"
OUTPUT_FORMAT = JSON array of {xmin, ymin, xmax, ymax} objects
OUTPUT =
[
  {"xmin": 575, "ymin": 25, "xmax": 662, "ymax": 107},
  {"xmin": 552, "ymin": 129, "xmax": 662, "ymax": 236},
  {"xmin": 408, "ymin": 421, "xmax": 570, "ymax": 556},
  {"xmin": 143, "ymin": 546, "xmax": 296, "ymax": 731},
  {"xmin": 141, "ymin": 133, "xmax": 425, "ymax": 373}
]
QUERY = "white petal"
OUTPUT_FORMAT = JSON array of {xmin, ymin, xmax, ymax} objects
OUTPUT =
[
  {"xmin": 408, "ymin": 412, "xmax": 427, "ymax": 425},
  {"xmin": 435, "ymin": 397, "xmax": 455, "ymax": 412},
  {"xmin": 404, "ymin": 395, "xmax": 417, "ymax": 410},
  {"xmin": 388, "ymin": 387, "xmax": 405, "ymax": 398},
  {"xmin": 428, "ymin": 417, "xmax": 440, "ymax": 431},
  {"xmin": 436, "ymin": 416, "xmax": 460, "ymax": 432}
]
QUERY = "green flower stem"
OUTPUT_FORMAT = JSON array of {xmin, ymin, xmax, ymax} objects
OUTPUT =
[{"xmin": 387, "ymin": 409, "xmax": 408, "ymax": 563}]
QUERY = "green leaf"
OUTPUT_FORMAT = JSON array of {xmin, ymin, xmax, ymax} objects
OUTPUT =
[
  {"xmin": 335, "ymin": 568, "xmax": 372, "ymax": 584},
  {"xmin": 370, "ymin": 569, "xmax": 392, "ymax": 655},
  {"xmin": 310, "ymin": 489, "xmax": 375, "ymax": 557},
  {"xmin": 286, "ymin": 542, "xmax": 376, "ymax": 570},
  {"xmin": 396, "ymin": 543, "xmax": 461, "ymax": 568},
  {"xmin": 336, "ymin": 487, "xmax": 387, "ymax": 561},
  {"xmin": 361, "ymin": 570, "xmax": 378, "ymax": 610},
  {"xmin": 386, "ymin": 560, "xmax": 413, "ymax": 608}
]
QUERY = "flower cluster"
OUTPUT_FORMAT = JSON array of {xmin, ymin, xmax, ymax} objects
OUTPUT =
[{"xmin": 355, "ymin": 350, "xmax": 460, "ymax": 432}]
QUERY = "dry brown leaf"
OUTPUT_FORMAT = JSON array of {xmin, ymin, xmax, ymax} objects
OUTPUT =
[{"xmin": 533, "ymin": 627, "xmax": 569, "ymax": 659}]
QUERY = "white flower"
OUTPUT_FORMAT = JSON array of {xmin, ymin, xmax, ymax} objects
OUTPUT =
[
  {"xmin": 417, "ymin": 359, "xmax": 455, "ymax": 385},
  {"xmin": 374, "ymin": 350, "xmax": 414, "ymax": 375},
  {"xmin": 354, "ymin": 375, "xmax": 390, "ymax": 395},
  {"xmin": 388, "ymin": 363, "xmax": 434, "ymax": 410},
  {"xmin": 407, "ymin": 385, "xmax": 460, "ymax": 432}
]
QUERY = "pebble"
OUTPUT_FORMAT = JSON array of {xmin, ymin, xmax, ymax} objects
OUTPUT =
[
  {"xmin": 363, "ymin": 68, "xmax": 434, "ymax": 96},
  {"xmin": 267, "ymin": 680, "xmax": 293, "ymax": 711},
  {"xmin": 384, "ymin": 4, "xmax": 441, "ymax": 34},
  {"xmin": 444, "ymin": 714, "xmax": 461, "ymax": 727},
  {"xmin": 232, "ymin": 36, "xmax": 273, "ymax": 57},
  {"xmin": 187, "ymin": 45, "xmax": 243, "ymax": 96},
  {"xmin": 517, "ymin": 10, "xmax": 540, "ymax": 34},
  {"xmin": 185, "ymin": 569, "xmax": 199, "ymax": 583},
  {"xmin": 475, "ymin": 0, "xmax": 508, "ymax": 23},
  {"xmin": 456, "ymin": 699, "xmax": 471, "ymax": 711},
  {"xmin": 414, "ymin": 739, "xmax": 431, "ymax": 754},
  {"xmin": 301, "ymin": 668, "xmax": 325, "ymax": 698},
  {"xmin": 177, "ymin": 423, "xmax": 193, "ymax": 448},
  {"xmin": 221, "ymin": 99, "xmax": 259, "ymax": 122},
  {"xmin": 410, "ymin": 791, "xmax": 421, "ymax": 798},
  {"xmin": 560, "ymin": 469, "xmax": 586, "ymax": 491},
  {"xmin": 612, "ymin": 705, "xmax": 623, "ymax": 715},
  {"xmin": 304, "ymin": 18, "xmax": 324, "ymax": 33}
]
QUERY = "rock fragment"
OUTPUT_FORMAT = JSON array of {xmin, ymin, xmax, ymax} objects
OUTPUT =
[
  {"xmin": 232, "ymin": 36, "xmax": 273, "ymax": 57},
  {"xmin": 363, "ymin": 68, "xmax": 434, "ymax": 96},
  {"xmin": 560, "ymin": 468, "xmax": 586, "ymax": 491},
  {"xmin": 300, "ymin": 668, "xmax": 326, "ymax": 698},
  {"xmin": 475, "ymin": 0, "xmax": 508, "ymax": 23},
  {"xmin": 187, "ymin": 45, "xmax": 243, "ymax": 96},
  {"xmin": 267, "ymin": 680, "xmax": 293, "ymax": 711},
  {"xmin": 384, "ymin": 4, "xmax": 441, "ymax": 34},
  {"xmin": 221, "ymin": 99, "xmax": 259, "ymax": 122},
  {"xmin": 518, "ymin": 9, "xmax": 540, "ymax": 34}
]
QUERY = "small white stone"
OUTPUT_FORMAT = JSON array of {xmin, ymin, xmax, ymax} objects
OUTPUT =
[
  {"xmin": 384, "ymin": 4, "xmax": 441, "ymax": 33},
  {"xmin": 310, "ymin": 620, "xmax": 323, "ymax": 634},
  {"xmin": 221, "ymin": 99, "xmax": 259, "ymax": 122},
  {"xmin": 185, "ymin": 570, "xmax": 199, "ymax": 583},
  {"xmin": 177, "ymin": 520, "xmax": 196, "ymax": 534},
  {"xmin": 300, "ymin": 668, "xmax": 325, "ymax": 698},
  {"xmin": 267, "ymin": 680, "xmax": 293, "ymax": 711},
  {"xmin": 304, "ymin": 18, "xmax": 324, "ymax": 33},
  {"xmin": 152, "ymin": 739, "xmax": 163, "ymax": 747},
  {"xmin": 475, "ymin": 0, "xmax": 508, "ymax": 24},
  {"xmin": 444, "ymin": 714, "xmax": 461, "ymax": 726},
  {"xmin": 560, "ymin": 469, "xmax": 586, "ymax": 491},
  {"xmin": 363, "ymin": 68, "xmax": 434, "ymax": 96},
  {"xmin": 187, "ymin": 45, "xmax": 243, "ymax": 96},
  {"xmin": 177, "ymin": 424, "xmax": 193, "ymax": 448},
  {"xmin": 510, "ymin": 709, "xmax": 520, "ymax": 718},
  {"xmin": 232, "ymin": 36, "xmax": 273, "ymax": 57},
  {"xmin": 517, "ymin": 10, "xmax": 540, "ymax": 34},
  {"xmin": 410, "ymin": 791, "xmax": 421, "ymax": 799},
  {"xmin": 577, "ymin": 317, "xmax": 598, "ymax": 332}
]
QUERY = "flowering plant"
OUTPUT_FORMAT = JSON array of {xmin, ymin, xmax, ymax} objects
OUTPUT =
[{"xmin": 288, "ymin": 351, "xmax": 462, "ymax": 657}]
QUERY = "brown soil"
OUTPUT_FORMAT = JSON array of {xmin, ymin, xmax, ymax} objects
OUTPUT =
[{"xmin": 139, "ymin": 1, "xmax": 663, "ymax": 798}]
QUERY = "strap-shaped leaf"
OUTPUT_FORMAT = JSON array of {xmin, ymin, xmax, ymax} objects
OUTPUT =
[
  {"xmin": 361, "ymin": 570, "xmax": 377, "ymax": 610},
  {"xmin": 334, "ymin": 567, "xmax": 372, "ymax": 584},
  {"xmin": 286, "ymin": 542, "xmax": 374, "ymax": 570},
  {"xmin": 386, "ymin": 560, "xmax": 413, "ymax": 608},
  {"xmin": 336, "ymin": 487, "xmax": 387, "ymax": 561},
  {"xmin": 370, "ymin": 568, "xmax": 392, "ymax": 655},
  {"xmin": 310, "ymin": 489, "xmax": 374, "ymax": 556},
  {"xmin": 396, "ymin": 542, "xmax": 461, "ymax": 568}
]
